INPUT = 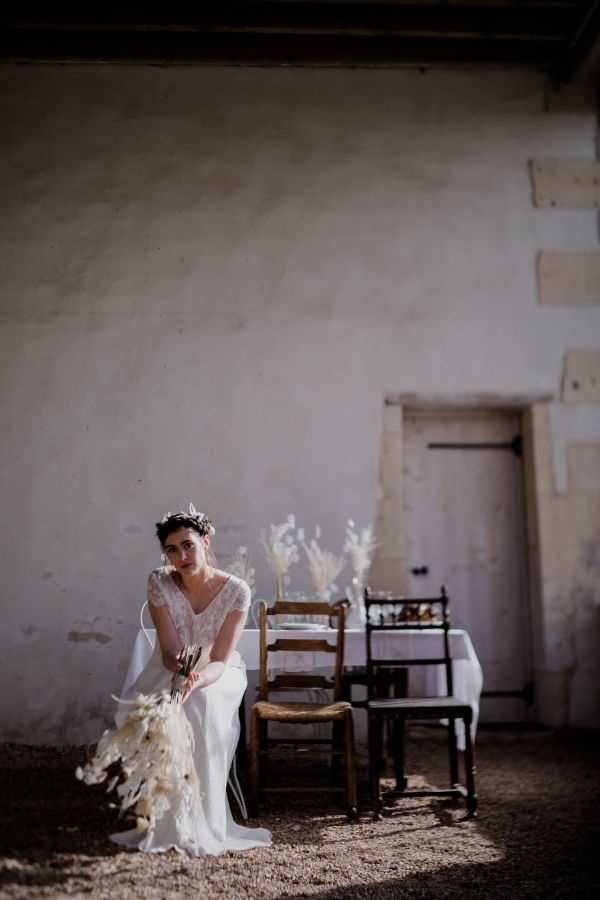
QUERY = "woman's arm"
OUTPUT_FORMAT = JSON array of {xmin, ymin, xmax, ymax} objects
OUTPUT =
[
  {"xmin": 182, "ymin": 608, "xmax": 247, "ymax": 699},
  {"xmin": 148, "ymin": 601, "xmax": 184, "ymax": 674}
]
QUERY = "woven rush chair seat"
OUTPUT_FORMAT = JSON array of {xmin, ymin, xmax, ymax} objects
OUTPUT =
[
  {"xmin": 249, "ymin": 599, "xmax": 357, "ymax": 818},
  {"xmin": 253, "ymin": 700, "xmax": 352, "ymax": 723}
]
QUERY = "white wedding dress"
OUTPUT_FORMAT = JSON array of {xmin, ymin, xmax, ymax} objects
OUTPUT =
[{"xmin": 111, "ymin": 567, "xmax": 272, "ymax": 856}]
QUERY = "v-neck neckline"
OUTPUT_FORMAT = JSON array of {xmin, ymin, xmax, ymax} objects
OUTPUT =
[{"xmin": 170, "ymin": 572, "xmax": 232, "ymax": 617}]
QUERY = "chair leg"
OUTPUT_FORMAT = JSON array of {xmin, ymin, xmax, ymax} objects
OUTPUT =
[
  {"xmin": 344, "ymin": 711, "xmax": 358, "ymax": 819},
  {"xmin": 248, "ymin": 708, "xmax": 261, "ymax": 818},
  {"xmin": 448, "ymin": 717, "xmax": 460, "ymax": 787},
  {"xmin": 392, "ymin": 715, "xmax": 407, "ymax": 792},
  {"xmin": 396, "ymin": 667, "xmax": 409, "ymax": 699},
  {"xmin": 259, "ymin": 719, "xmax": 269, "ymax": 781},
  {"xmin": 385, "ymin": 669, "xmax": 409, "ymax": 762},
  {"xmin": 341, "ymin": 673, "xmax": 352, "ymax": 703},
  {"xmin": 368, "ymin": 712, "xmax": 384, "ymax": 819},
  {"xmin": 331, "ymin": 720, "xmax": 344, "ymax": 785},
  {"xmin": 463, "ymin": 715, "xmax": 478, "ymax": 818},
  {"xmin": 368, "ymin": 712, "xmax": 376, "ymax": 797},
  {"xmin": 378, "ymin": 672, "xmax": 394, "ymax": 762}
]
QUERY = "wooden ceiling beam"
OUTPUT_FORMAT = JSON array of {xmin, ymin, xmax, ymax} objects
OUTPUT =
[
  {"xmin": 1, "ymin": 1, "xmax": 596, "ymax": 74},
  {"xmin": 1, "ymin": 4, "xmax": 579, "ymax": 36},
  {"xmin": 0, "ymin": 29, "xmax": 558, "ymax": 67}
]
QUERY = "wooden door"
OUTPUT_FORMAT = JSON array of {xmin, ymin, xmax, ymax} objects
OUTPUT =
[{"xmin": 403, "ymin": 410, "xmax": 532, "ymax": 722}]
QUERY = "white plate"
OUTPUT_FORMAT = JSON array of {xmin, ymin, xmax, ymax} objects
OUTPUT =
[{"xmin": 276, "ymin": 622, "xmax": 328, "ymax": 631}]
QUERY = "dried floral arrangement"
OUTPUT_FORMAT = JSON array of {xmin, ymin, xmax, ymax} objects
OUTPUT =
[
  {"xmin": 344, "ymin": 520, "xmax": 377, "ymax": 583},
  {"xmin": 225, "ymin": 546, "xmax": 256, "ymax": 597},
  {"xmin": 76, "ymin": 691, "xmax": 201, "ymax": 844},
  {"xmin": 76, "ymin": 646, "xmax": 209, "ymax": 843},
  {"xmin": 259, "ymin": 515, "xmax": 299, "ymax": 600},
  {"xmin": 343, "ymin": 519, "xmax": 378, "ymax": 627},
  {"xmin": 255, "ymin": 514, "xmax": 380, "ymax": 631},
  {"xmin": 300, "ymin": 526, "xmax": 345, "ymax": 602}
]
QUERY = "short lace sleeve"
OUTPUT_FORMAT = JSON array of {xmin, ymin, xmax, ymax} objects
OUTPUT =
[
  {"xmin": 230, "ymin": 579, "xmax": 251, "ymax": 614},
  {"xmin": 148, "ymin": 570, "xmax": 168, "ymax": 608}
]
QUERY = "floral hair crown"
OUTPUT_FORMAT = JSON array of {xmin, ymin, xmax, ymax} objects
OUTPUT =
[{"xmin": 157, "ymin": 502, "xmax": 215, "ymax": 537}]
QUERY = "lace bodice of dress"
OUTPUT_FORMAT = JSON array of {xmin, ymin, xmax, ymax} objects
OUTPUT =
[{"xmin": 148, "ymin": 567, "xmax": 250, "ymax": 647}]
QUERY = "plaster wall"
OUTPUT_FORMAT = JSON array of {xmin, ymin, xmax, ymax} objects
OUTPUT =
[
  {"xmin": 529, "ymin": 405, "xmax": 600, "ymax": 728},
  {"xmin": 0, "ymin": 65, "xmax": 598, "ymax": 742}
]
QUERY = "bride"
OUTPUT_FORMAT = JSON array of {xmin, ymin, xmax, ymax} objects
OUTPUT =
[{"xmin": 111, "ymin": 505, "xmax": 271, "ymax": 856}]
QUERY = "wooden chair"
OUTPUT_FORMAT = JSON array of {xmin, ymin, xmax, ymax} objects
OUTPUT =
[
  {"xmin": 248, "ymin": 599, "xmax": 358, "ymax": 818},
  {"xmin": 365, "ymin": 586, "xmax": 477, "ymax": 819}
]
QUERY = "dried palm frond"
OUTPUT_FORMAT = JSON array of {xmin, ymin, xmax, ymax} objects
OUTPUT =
[{"xmin": 75, "ymin": 691, "xmax": 201, "ymax": 838}]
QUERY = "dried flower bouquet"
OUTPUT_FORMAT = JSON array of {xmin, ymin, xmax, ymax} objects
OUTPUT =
[
  {"xmin": 260, "ymin": 515, "xmax": 299, "ymax": 600},
  {"xmin": 76, "ymin": 645, "xmax": 209, "ymax": 841},
  {"xmin": 343, "ymin": 519, "xmax": 377, "ymax": 627},
  {"xmin": 226, "ymin": 546, "xmax": 256, "ymax": 597},
  {"xmin": 170, "ymin": 644, "xmax": 206, "ymax": 702},
  {"xmin": 76, "ymin": 691, "xmax": 201, "ymax": 841},
  {"xmin": 300, "ymin": 526, "xmax": 345, "ymax": 603}
]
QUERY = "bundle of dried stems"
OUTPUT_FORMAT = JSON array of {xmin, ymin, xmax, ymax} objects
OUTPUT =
[
  {"xmin": 75, "ymin": 644, "xmax": 208, "ymax": 837},
  {"xmin": 226, "ymin": 546, "xmax": 256, "ymax": 597},
  {"xmin": 170, "ymin": 644, "xmax": 205, "ymax": 702},
  {"xmin": 301, "ymin": 526, "xmax": 345, "ymax": 601},
  {"xmin": 260, "ymin": 514, "xmax": 299, "ymax": 599}
]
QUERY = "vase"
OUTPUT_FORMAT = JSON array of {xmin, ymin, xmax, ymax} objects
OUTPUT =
[
  {"xmin": 275, "ymin": 574, "xmax": 286, "ymax": 602},
  {"xmin": 344, "ymin": 577, "xmax": 366, "ymax": 629}
]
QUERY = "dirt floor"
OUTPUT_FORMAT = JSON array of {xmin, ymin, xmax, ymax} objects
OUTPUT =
[{"xmin": 1, "ymin": 726, "xmax": 598, "ymax": 900}]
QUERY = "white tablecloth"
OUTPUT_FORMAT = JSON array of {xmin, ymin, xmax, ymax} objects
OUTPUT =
[{"xmin": 121, "ymin": 627, "xmax": 482, "ymax": 748}]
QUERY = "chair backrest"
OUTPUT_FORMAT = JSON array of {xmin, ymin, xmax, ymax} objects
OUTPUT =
[
  {"xmin": 364, "ymin": 586, "xmax": 454, "ymax": 698},
  {"xmin": 257, "ymin": 599, "xmax": 346, "ymax": 703}
]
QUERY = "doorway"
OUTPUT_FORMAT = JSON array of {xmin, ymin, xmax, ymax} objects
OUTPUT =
[{"xmin": 402, "ymin": 408, "xmax": 532, "ymax": 722}]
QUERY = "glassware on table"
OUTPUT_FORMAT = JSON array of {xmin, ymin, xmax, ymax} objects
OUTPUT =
[
  {"xmin": 367, "ymin": 590, "xmax": 393, "ymax": 625},
  {"xmin": 365, "ymin": 592, "xmax": 444, "ymax": 627}
]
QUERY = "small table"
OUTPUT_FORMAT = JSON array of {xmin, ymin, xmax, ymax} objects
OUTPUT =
[{"xmin": 121, "ymin": 627, "xmax": 483, "ymax": 750}]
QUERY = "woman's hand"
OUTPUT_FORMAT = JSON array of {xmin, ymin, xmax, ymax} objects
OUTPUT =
[{"xmin": 182, "ymin": 671, "xmax": 201, "ymax": 702}]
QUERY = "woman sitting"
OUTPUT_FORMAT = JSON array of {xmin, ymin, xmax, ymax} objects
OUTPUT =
[{"xmin": 112, "ymin": 505, "xmax": 271, "ymax": 856}]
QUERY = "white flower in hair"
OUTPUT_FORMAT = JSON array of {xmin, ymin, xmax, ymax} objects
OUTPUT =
[
  {"xmin": 188, "ymin": 502, "xmax": 216, "ymax": 537},
  {"xmin": 159, "ymin": 504, "xmax": 215, "ymax": 537}
]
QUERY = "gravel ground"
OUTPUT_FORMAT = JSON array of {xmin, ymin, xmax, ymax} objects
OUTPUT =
[{"xmin": 1, "ymin": 727, "xmax": 598, "ymax": 900}]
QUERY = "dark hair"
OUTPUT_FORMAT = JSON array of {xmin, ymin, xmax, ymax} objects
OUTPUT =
[{"xmin": 155, "ymin": 512, "xmax": 215, "ymax": 547}]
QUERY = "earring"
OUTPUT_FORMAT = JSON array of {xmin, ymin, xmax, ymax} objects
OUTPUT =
[{"xmin": 160, "ymin": 552, "xmax": 167, "ymax": 567}]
